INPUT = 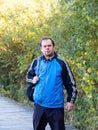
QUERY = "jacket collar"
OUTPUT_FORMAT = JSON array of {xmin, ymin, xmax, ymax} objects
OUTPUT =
[{"xmin": 41, "ymin": 52, "xmax": 57, "ymax": 61}]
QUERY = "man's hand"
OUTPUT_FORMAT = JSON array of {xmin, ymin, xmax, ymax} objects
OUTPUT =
[
  {"xmin": 32, "ymin": 76, "xmax": 39, "ymax": 84},
  {"xmin": 65, "ymin": 102, "xmax": 74, "ymax": 111}
]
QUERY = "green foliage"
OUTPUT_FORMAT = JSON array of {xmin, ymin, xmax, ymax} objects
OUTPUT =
[
  {"xmin": 0, "ymin": 0, "xmax": 98, "ymax": 129},
  {"xmin": 73, "ymin": 94, "xmax": 98, "ymax": 130},
  {"xmin": 56, "ymin": 1, "xmax": 98, "ymax": 129}
]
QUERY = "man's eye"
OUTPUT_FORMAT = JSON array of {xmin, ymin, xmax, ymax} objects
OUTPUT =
[
  {"xmin": 43, "ymin": 45, "xmax": 52, "ymax": 48},
  {"xmin": 48, "ymin": 45, "xmax": 51, "ymax": 47}
]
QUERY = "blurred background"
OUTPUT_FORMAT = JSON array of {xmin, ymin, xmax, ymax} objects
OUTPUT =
[{"xmin": 0, "ymin": 0, "xmax": 98, "ymax": 129}]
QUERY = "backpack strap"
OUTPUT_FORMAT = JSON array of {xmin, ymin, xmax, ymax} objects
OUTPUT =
[{"xmin": 36, "ymin": 57, "xmax": 41, "ymax": 76}]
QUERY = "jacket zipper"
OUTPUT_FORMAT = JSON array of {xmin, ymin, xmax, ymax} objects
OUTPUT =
[{"xmin": 41, "ymin": 61, "xmax": 48, "ymax": 103}]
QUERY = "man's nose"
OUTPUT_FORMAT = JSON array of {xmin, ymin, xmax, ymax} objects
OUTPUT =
[{"xmin": 46, "ymin": 46, "xmax": 49, "ymax": 49}]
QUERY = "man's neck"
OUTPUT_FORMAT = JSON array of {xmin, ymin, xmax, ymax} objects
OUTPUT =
[{"xmin": 45, "ymin": 54, "xmax": 54, "ymax": 60}]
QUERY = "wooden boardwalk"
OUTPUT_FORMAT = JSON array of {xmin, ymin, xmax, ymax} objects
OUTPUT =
[{"xmin": 0, "ymin": 95, "xmax": 77, "ymax": 130}]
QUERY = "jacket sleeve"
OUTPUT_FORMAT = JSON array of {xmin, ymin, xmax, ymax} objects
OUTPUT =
[
  {"xmin": 26, "ymin": 59, "xmax": 37, "ymax": 83},
  {"xmin": 62, "ymin": 60, "xmax": 77, "ymax": 103}
]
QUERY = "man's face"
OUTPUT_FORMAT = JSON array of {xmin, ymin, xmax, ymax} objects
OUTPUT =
[{"xmin": 40, "ymin": 39, "xmax": 55, "ymax": 57}]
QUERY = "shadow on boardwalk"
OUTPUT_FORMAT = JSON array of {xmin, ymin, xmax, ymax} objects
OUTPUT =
[{"xmin": 0, "ymin": 95, "xmax": 77, "ymax": 130}]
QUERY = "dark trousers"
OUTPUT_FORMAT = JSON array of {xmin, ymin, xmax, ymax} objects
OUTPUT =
[{"xmin": 33, "ymin": 104, "xmax": 65, "ymax": 130}]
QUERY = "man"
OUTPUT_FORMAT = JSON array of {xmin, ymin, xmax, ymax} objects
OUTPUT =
[{"xmin": 26, "ymin": 36, "xmax": 77, "ymax": 130}]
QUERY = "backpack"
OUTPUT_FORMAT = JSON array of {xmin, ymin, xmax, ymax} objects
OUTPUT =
[
  {"xmin": 26, "ymin": 57, "xmax": 41, "ymax": 102},
  {"xmin": 26, "ymin": 83, "xmax": 35, "ymax": 102}
]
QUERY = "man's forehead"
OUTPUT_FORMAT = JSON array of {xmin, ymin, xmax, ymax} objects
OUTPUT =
[{"xmin": 42, "ymin": 39, "xmax": 52, "ymax": 44}]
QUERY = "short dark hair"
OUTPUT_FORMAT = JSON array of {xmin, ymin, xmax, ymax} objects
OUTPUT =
[{"xmin": 40, "ymin": 36, "xmax": 55, "ymax": 47}]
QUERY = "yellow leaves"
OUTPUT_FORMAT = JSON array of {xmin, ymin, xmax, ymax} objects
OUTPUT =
[
  {"xmin": 86, "ymin": 15, "xmax": 97, "ymax": 24},
  {"xmin": 77, "ymin": 63, "xmax": 82, "ymax": 68},
  {"xmin": 0, "ymin": 46, "xmax": 6, "ymax": 51},
  {"xmin": 82, "ymin": 70, "xmax": 96, "ymax": 98},
  {"xmin": 83, "ymin": 85, "xmax": 95, "ymax": 98},
  {"xmin": 84, "ymin": 52, "xmax": 87, "ymax": 56},
  {"xmin": 0, "ymin": 0, "xmax": 58, "ymax": 39}
]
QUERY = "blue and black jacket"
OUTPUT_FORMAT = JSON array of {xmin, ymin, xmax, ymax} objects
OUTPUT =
[{"xmin": 26, "ymin": 53, "xmax": 77, "ymax": 108}]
